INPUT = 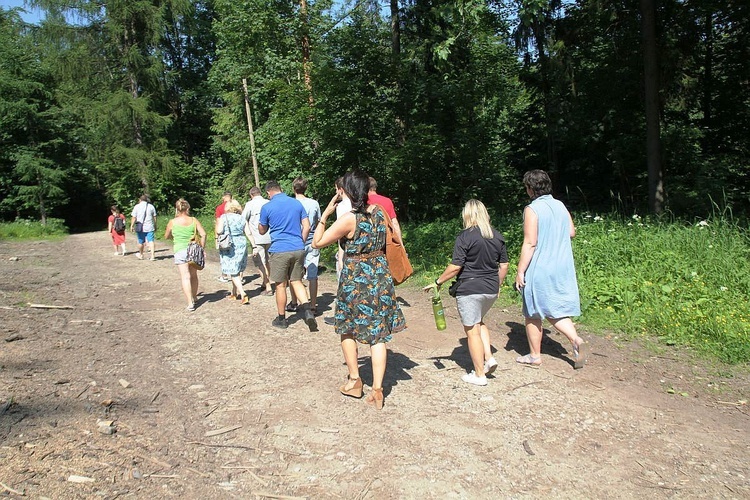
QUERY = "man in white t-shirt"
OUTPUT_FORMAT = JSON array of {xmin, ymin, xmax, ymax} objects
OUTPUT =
[
  {"xmin": 242, "ymin": 186, "xmax": 273, "ymax": 295},
  {"xmin": 286, "ymin": 177, "xmax": 322, "ymax": 314},
  {"xmin": 130, "ymin": 195, "xmax": 157, "ymax": 261}
]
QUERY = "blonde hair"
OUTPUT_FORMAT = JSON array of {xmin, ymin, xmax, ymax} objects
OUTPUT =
[
  {"xmin": 175, "ymin": 198, "xmax": 190, "ymax": 214},
  {"xmin": 225, "ymin": 199, "xmax": 243, "ymax": 214},
  {"xmin": 462, "ymin": 199, "xmax": 493, "ymax": 239}
]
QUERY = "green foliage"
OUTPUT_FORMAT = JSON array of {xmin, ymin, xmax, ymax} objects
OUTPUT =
[
  {"xmin": 2, "ymin": 0, "xmax": 750, "ymax": 232},
  {"xmin": 574, "ymin": 214, "xmax": 750, "ymax": 363},
  {"xmin": 0, "ymin": 217, "xmax": 68, "ymax": 239}
]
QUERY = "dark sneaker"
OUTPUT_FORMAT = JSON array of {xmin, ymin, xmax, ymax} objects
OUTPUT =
[
  {"xmin": 304, "ymin": 308, "xmax": 318, "ymax": 332},
  {"xmin": 285, "ymin": 302, "xmax": 298, "ymax": 313},
  {"xmin": 271, "ymin": 317, "xmax": 288, "ymax": 329},
  {"xmin": 323, "ymin": 316, "xmax": 335, "ymax": 326}
]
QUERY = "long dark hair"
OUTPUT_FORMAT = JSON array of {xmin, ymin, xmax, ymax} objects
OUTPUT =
[{"xmin": 342, "ymin": 170, "xmax": 370, "ymax": 214}]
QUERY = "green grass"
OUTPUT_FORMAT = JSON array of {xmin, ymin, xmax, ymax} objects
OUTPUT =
[
  {"xmin": 0, "ymin": 218, "xmax": 68, "ymax": 240},
  {"xmin": 402, "ymin": 213, "xmax": 750, "ymax": 364}
]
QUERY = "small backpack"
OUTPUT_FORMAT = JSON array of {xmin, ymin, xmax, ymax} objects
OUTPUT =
[{"xmin": 113, "ymin": 215, "xmax": 126, "ymax": 233}]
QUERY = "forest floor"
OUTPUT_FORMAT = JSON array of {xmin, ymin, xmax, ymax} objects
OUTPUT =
[{"xmin": 0, "ymin": 232, "xmax": 748, "ymax": 499}]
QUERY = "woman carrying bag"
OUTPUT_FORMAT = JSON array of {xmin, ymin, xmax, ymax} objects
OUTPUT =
[{"xmin": 164, "ymin": 198, "xmax": 207, "ymax": 312}]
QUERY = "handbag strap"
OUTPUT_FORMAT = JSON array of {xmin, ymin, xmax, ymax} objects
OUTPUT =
[
  {"xmin": 137, "ymin": 203, "xmax": 147, "ymax": 224},
  {"xmin": 191, "ymin": 217, "xmax": 198, "ymax": 241}
]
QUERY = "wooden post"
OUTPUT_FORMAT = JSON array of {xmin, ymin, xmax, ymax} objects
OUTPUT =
[{"xmin": 242, "ymin": 78, "xmax": 260, "ymax": 188}]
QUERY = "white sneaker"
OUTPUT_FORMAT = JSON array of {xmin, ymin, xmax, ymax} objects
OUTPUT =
[
  {"xmin": 113, "ymin": 251, "xmax": 119, "ymax": 256},
  {"xmin": 135, "ymin": 252, "xmax": 143, "ymax": 260},
  {"xmin": 461, "ymin": 371, "xmax": 488, "ymax": 386},
  {"xmin": 484, "ymin": 357, "xmax": 498, "ymax": 375}
]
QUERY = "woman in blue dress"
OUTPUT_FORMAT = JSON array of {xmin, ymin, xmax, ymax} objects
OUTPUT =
[
  {"xmin": 217, "ymin": 200, "xmax": 252, "ymax": 303},
  {"xmin": 514, "ymin": 170, "xmax": 589, "ymax": 369},
  {"xmin": 312, "ymin": 170, "xmax": 406, "ymax": 409}
]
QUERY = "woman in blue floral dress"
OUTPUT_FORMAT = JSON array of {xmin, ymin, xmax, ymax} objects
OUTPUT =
[
  {"xmin": 217, "ymin": 200, "xmax": 252, "ymax": 303},
  {"xmin": 312, "ymin": 170, "xmax": 406, "ymax": 409}
]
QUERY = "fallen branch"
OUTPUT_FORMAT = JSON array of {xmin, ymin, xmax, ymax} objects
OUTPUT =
[
  {"xmin": 27, "ymin": 303, "xmax": 74, "ymax": 310},
  {"xmin": 187, "ymin": 441, "xmax": 260, "ymax": 452},
  {"xmin": 0, "ymin": 481, "xmax": 24, "ymax": 495},
  {"xmin": 146, "ymin": 474, "xmax": 179, "ymax": 479},
  {"xmin": 185, "ymin": 467, "xmax": 211, "ymax": 478},
  {"xmin": 204, "ymin": 405, "xmax": 219, "ymax": 418},
  {"xmin": 545, "ymin": 370, "xmax": 572, "ymax": 380},
  {"xmin": 247, "ymin": 471, "xmax": 270, "ymax": 487},
  {"xmin": 205, "ymin": 425, "xmax": 242, "ymax": 437},
  {"xmin": 506, "ymin": 380, "xmax": 543, "ymax": 393},
  {"xmin": 253, "ymin": 492, "xmax": 307, "ymax": 500},
  {"xmin": 355, "ymin": 478, "xmax": 374, "ymax": 500},
  {"xmin": 134, "ymin": 453, "xmax": 173, "ymax": 470}
]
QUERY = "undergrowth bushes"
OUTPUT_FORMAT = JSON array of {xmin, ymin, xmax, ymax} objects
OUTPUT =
[
  {"xmin": 403, "ymin": 213, "xmax": 750, "ymax": 364},
  {"xmin": 0, "ymin": 218, "xmax": 68, "ymax": 239},
  {"xmin": 573, "ymin": 215, "xmax": 750, "ymax": 363}
]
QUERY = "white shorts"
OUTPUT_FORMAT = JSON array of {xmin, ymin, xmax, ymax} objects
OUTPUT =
[
  {"xmin": 304, "ymin": 244, "xmax": 320, "ymax": 279},
  {"xmin": 174, "ymin": 248, "xmax": 188, "ymax": 265}
]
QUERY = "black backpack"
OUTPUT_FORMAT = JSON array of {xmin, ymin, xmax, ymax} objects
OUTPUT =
[{"xmin": 113, "ymin": 215, "xmax": 126, "ymax": 233}]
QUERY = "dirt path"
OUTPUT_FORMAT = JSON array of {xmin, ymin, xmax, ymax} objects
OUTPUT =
[{"xmin": 1, "ymin": 232, "xmax": 748, "ymax": 499}]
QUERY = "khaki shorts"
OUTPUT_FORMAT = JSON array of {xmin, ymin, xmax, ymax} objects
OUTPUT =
[
  {"xmin": 252, "ymin": 243, "xmax": 270, "ymax": 269},
  {"xmin": 269, "ymin": 249, "xmax": 305, "ymax": 283}
]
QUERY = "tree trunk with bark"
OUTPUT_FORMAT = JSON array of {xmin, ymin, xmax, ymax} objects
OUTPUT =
[{"xmin": 640, "ymin": 0, "xmax": 664, "ymax": 214}]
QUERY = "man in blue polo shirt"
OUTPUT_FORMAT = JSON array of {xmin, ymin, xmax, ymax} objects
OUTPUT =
[{"xmin": 259, "ymin": 180, "xmax": 317, "ymax": 331}]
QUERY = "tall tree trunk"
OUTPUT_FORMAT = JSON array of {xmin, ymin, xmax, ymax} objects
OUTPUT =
[
  {"xmin": 299, "ymin": 0, "xmax": 313, "ymax": 107},
  {"xmin": 124, "ymin": 19, "xmax": 149, "ymax": 193},
  {"xmin": 390, "ymin": 0, "xmax": 400, "ymax": 57},
  {"xmin": 702, "ymin": 9, "xmax": 713, "ymax": 149},
  {"xmin": 533, "ymin": 23, "xmax": 557, "ymax": 172},
  {"xmin": 640, "ymin": 0, "xmax": 664, "ymax": 214},
  {"xmin": 38, "ymin": 173, "xmax": 47, "ymax": 226},
  {"xmin": 391, "ymin": 0, "xmax": 406, "ymax": 145}
]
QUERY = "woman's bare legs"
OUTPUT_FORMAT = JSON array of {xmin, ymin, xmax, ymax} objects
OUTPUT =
[
  {"xmin": 340, "ymin": 334, "xmax": 360, "ymax": 389},
  {"xmin": 230, "ymin": 274, "xmax": 244, "ymax": 298},
  {"xmin": 370, "ymin": 342, "xmax": 387, "ymax": 390},
  {"xmin": 479, "ymin": 323, "xmax": 493, "ymax": 362},
  {"xmin": 189, "ymin": 265, "xmax": 199, "ymax": 303},
  {"xmin": 548, "ymin": 317, "xmax": 582, "ymax": 345},
  {"xmin": 465, "ymin": 324, "xmax": 486, "ymax": 375},
  {"xmin": 524, "ymin": 317, "xmax": 544, "ymax": 357},
  {"xmin": 177, "ymin": 263, "xmax": 194, "ymax": 307}
]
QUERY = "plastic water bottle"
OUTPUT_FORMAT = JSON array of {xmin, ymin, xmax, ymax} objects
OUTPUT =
[{"xmin": 432, "ymin": 287, "xmax": 447, "ymax": 331}]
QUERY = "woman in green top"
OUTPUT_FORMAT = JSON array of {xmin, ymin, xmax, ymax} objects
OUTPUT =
[{"xmin": 164, "ymin": 198, "xmax": 207, "ymax": 311}]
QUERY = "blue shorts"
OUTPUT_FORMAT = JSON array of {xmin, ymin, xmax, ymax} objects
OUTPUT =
[{"xmin": 136, "ymin": 231, "xmax": 155, "ymax": 244}]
